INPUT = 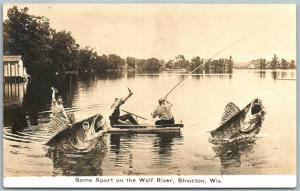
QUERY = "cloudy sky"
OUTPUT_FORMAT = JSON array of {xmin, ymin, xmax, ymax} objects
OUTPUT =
[{"xmin": 3, "ymin": 4, "xmax": 296, "ymax": 62}]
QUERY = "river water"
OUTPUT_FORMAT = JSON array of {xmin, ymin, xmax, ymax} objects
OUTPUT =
[{"xmin": 3, "ymin": 69, "xmax": 296, "ymax": 176}]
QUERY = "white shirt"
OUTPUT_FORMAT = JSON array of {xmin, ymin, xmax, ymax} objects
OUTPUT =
[{"xmin": 152, "ymin": 101, "xmax": 173, "ymax": 120}]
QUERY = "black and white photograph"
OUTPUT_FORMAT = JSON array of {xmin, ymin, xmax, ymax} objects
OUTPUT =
[{"xmin": 2, "ymin": 3, "xmax": 296, "ymax": 188}]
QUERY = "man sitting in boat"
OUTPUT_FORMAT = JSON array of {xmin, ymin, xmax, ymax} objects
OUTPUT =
[
  {"xmin": 109, "ymin": 88, "xmax": 138, "ymax": 127},
  {"xmin": 151, "ymin": 98, "xmax": 175, "ymax": 125},
  {"xmin": 51, "ymin": 87, "xmax": 75, "ymax": 124}
]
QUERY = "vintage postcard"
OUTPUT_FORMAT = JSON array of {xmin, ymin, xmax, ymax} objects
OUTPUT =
[{"xmin": 2, "ymin": 3, "xmax": 296, "ymax": 188}]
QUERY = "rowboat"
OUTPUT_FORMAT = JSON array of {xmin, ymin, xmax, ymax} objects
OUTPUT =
[{"xmin": 107, "ymin": 123, "xmax": 184, "ymax": 133}]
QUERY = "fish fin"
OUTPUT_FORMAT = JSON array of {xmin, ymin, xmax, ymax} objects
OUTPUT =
[{"xmin": 219, "ymin": 102, "xmax": 240, "ymax": 126}]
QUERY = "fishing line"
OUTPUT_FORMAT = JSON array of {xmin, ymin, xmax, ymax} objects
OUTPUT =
[{"xmin": 163, "ymin": 26, "xmax": 268, "ymax": 98}]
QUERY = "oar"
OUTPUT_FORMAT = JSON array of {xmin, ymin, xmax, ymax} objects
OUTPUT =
[{"xmin": 121, "ymin": 109, "xmax": 148, "ymax": 120}]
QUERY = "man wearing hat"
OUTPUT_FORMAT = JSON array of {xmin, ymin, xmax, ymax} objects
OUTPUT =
[
  {"xmin": 151, "ymin": 98, "xmax": 175, "ymax": 125},
  {"xmin": 109, "ymin": 88, "xmax": 138, "ymax": 127}
]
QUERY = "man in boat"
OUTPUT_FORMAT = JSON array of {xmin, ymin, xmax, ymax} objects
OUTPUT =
[
  {"xmin": 51, "ymin": 87, "xmax": 75, "ymax": 124},
  {"xmin": 109, "ymin": 88, "xmax": 138, "ymax": 127},
  {"xmin": 151, "ymin": 98, "xmax": 175, "ymax": 125}
]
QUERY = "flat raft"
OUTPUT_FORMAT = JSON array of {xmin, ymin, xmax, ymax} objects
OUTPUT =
[{"xmin": 108, "ymin": 123, "xmax": 183, "ymax": 133}]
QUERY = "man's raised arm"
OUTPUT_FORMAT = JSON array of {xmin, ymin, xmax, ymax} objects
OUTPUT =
[
  {"xmin": 122, "ymin": 88, "xmax": 133, "ymax": 103},
  {"xmin": 51, "ymin": 87, "xmax": 56, "ymax": 103}
]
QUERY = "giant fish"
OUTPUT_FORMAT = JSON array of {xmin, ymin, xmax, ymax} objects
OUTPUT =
[
  {"xmin": 209, "ymin": 98, "xmax": 266, "ymax": 142},
  {"xmin": 46, "ymin": 114, "xmax": 108, "ymax": 150}
]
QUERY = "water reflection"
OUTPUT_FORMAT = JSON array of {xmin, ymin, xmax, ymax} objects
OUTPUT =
[
  {"xmin": 109, "ymin": 133, "xmax": 136, "ymax": 166},
  {"xmin": 126, "ymin": 71, "xmax": 136, "ymax": 79},
  {"xmin": 212, "ymin": 138, "xmax": 257, "ymax": 175},
  {"xmin": 4, "ymin": 82, "xmax": 28, "ymax": 106},
  {"xmin": 46, "ymin": 135, "xmax": 107, "ymax": 176},
  {"xmin": 271, "ymin": 71, "xmax": 278, "ymax": 80},
  {"xmin": 152, "ymin": 132, "xmax": 182, "ymax": 165},
  {"xmin": 280, "ymin": 71, "xmax": 287, "ymax": 79},
  {"xmin": 4, "ymin": 75, "xmax": 80, "ymax": 131},
  {"xmin": 153, "ymin": 132, "xmax": 182, "ymax": 155},
  {"xmin": 4, "ymin": 106, "xmax": 29, "ymax": 132},
  {"xmin": 191, "ymin": 74, "xmax": 203, "ymax": 80},
  {"xmin": 255, "ymin": 70, "xmax": 266, "ymax": 78},
  {"xmin": 290, "ymin": 71, "xmax": 295, "ymax": 79},
  {"xmin": 109, "ymin": 132, "xmax": 182, "ymax": 168},
  {"xmin": 78, "ymin": 71, "xmax": 125, "ymax": 83}
]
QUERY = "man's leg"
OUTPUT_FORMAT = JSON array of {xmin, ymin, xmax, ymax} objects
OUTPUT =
[
  {"xmin": 120, "ymin": 114, "xmax": 138, "ymax": 125},
  {"xmin": 155, "ymin": 118, "xmax": 175, "ymax": 126},
  {"xmin": 155, "ymin": 119, "xmax": 165, "ymax": 126},
  {"xmin": 168, "ymin": 118, "xmax": 175, "ymax": 124}
]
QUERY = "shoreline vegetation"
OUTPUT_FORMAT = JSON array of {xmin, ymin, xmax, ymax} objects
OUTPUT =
[{"xmin": 3, "ymin": 6, "xmax": 296, "ymax": 81}]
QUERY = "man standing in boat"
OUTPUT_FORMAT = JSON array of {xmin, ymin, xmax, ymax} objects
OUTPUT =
[
  {"xmin": 109, "ymin": 88, "xmax": 138, "ymax": 127},
  {"xmin": 51, "ymin": 87, "xmax": 75, "ymax": 124},
  {"xmin": 151, "ymin": 98, "xmax": 175, "ymax": 125}
]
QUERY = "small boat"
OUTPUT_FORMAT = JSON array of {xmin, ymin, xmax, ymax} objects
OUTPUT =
[
  {"xmin": 105, "ymin": 110, "xmax": 184, "ymax": 133},
  {"xmin": 107, "ymin": 123, "xmax": 183, "ymax": 133}
]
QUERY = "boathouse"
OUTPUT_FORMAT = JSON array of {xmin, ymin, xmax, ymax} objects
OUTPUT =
[{"xmin": 3, "ymin": 55, "xmax": 28, "ymax": 82}]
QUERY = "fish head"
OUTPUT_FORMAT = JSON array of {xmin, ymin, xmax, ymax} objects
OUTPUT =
[
  {"xmin": 69, "ymin": 115, "xmax": 106, "ymax": 150},
  {"xmin": 240, "ymin": 98, "xmax": 266, "ymax": 132}
]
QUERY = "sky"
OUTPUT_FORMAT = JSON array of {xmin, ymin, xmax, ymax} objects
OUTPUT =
[{"xmin": 3, "ymin": 4, "xmax": 296, "ymax": 62}]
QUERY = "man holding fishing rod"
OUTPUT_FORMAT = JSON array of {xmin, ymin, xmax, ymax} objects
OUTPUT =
[
  {"xmin": 109, "ymin": 88, "xmax": 139, "ymax": 127},
  {"xmin": 148, "ymin": 28, "xmax": 267, "ymax": 126},
  {"xmin": 151, "ymin": 98, "xmax": 175, "ymax": 125}
]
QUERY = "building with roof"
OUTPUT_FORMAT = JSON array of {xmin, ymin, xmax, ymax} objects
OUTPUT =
[{"xmin": 3, "ymin": 55, "xmax": 28, "ymax": 82}]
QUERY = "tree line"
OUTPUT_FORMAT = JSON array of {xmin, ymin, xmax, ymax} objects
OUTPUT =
[
  {"xmin": 163, "ymin": 55, "xmax": 233, "ymax": 73},
  {"xmin": 3, "ymin": 6, "xmax": 126, "ymax": 80},
  {"xmin": 3, "ymin": 6, "xmax": 233, "ymax": 80},
  {"xmin": 249, "ymin": 54, "xmax": 295, "ymax": 69}
]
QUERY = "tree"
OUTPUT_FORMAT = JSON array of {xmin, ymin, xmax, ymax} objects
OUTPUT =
[
  {"xmin": 145, "ymin": 58, "xmax": 161, "ymax": 72},
  {"xmin": 271, "ymin": 54, "xmax": 278, "ymax": 69},
  {"xmin": 3, "ymin": 22, "xmax": 11, "ymax": 55},
  {"xmin": 4, "ymin": 6, "xmax": 53, "ymax": 79},
  {"xmin": 135, "ymin": 59, "xmax": 146, "ymax": 70},
  {"xmin": 228, "ymin": 56, "xmax": 233, "ymax": 71},
  {"xmin": 281, "ymin": 59, "xmax": 288, "ymax": 69},
  {"xmin": 49, "ymin": 30, "xmax": 79, "ymax": 73},
  {"xmin": 107, "ymin": 54, "xmax": 125, "ymax": 70},
  {"xmin": 259, "ymin": 58, "xmax": 266, "ymax": 70},
  {"xmin": 204, "ymin": 59, "xmax": 210, "ymax": 71},
  {"xmin": 290, "ymin": 60, "xmax": 296, "ymax": 69},
  {"xmin": 77, "ymin": 47, "xmax": 94, "ymax": 72},
  {"xmin": 126, "ymin": 57, "xmax": 136, "ymax": 69},
  {"xmin": 165, "ymin": 60, "xmax": 174, "ymax": 68},
  {"xmin": 4, "ymin": 6, "xmax": 133, "ymax": 77},
  {"xmin": 94, "ymin": 54, "xmax": 109, "ymax": 72},
  {"xmin": 218, "ymin": 58, "xmax": 225, "ymax": 70},
  {"xmin": 174, "ymin": 55, "xmax": 189, "ymax": 69},
  {"xmin": 190, "ymin": 56, "xmax": 203, "ymax": 72}
]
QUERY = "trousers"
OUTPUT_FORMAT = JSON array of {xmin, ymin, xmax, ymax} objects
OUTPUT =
[
  {"xmin": 155, "ymin": 117, "xmax": 175, "ymax": 126},
  {"xmin": 110, "ymin": 113, "xmax": 138, "ymax": 127}
]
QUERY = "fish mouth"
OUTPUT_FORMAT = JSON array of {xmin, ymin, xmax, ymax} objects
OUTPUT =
[
  {"xmin": 240, "ymin": 98, "xmax": 265, "ymax": 133},
  {"xmin": 251, "ymin": 99, "xmax": 264, "ymax": 115}
]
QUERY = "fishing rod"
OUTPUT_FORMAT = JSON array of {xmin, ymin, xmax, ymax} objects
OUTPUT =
[
  {"xmin": 163, "ymin": 27, "xmax": 267, "ymax": 98},
  {"xmin": 121, "ymin": 109, "xmax": 148, "ymax": 120}
]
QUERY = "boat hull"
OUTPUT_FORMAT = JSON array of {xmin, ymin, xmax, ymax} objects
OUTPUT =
[{"xmin": 107, "ymin": 124, "xmax": 183, "ymax": 133}]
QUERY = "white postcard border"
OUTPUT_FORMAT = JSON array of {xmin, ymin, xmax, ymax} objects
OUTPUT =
[{"xmin": 3, "ymin": 175, "xmax": 297, "ymax": 188}]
